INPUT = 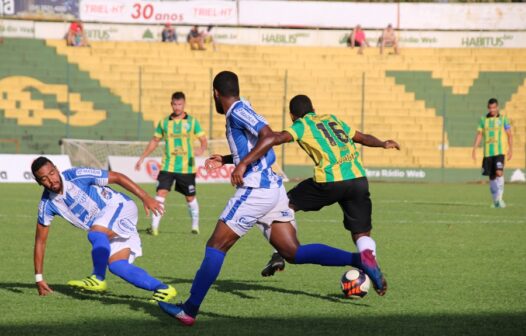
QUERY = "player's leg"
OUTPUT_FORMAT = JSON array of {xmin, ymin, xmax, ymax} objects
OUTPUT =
[
  {"xmin": 67, "ymin": 225, "xmax": 113, "ymax": 291},
  {"xmin": 107, "ymin": 246, "xmax": 176, "ymax": 302},
  {"xmin": 175, "ymin": 173, "xmax": 199, "ymax": 234},
  {"xmin": 495, "ymin": 155, "xmax": 506, "ymax": 207},
  {"xmin": 150, "ymin": 171, "xmax": 173, "ymax": 235},
  {"xmin": 258, "ymin": 223, "xmax": 286, "ymax": 277}
]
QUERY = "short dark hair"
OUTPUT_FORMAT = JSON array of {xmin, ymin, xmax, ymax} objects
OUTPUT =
[
  {"xmin": 289, "ymin": 95, "xmax": 314, "ymax": 118},
  {"xmin": 31, "ymin": 156, "xmax": 52, "ymax": 177},
  {"xmin": 171, "ymin": 92, "xmax": 185, "ymax": 101},
  {"xmin": 213, "ymin": 71, "xmax": 240, "ymax": 97},
  {"xmin": 488, "ymin": 98, "xmax": 498, "ymax": 106}
]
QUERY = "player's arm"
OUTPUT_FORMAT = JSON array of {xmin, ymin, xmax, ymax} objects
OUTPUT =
[
  {"xmin": 472, "ymin": 131, "xmax": 483, "ymax": 161},
  {"xmin": 506, "ymin": 128, "xmax": 513, "ymax": 160},
  {"xmin": 230, "ymin": 127, "xmax": 292, "ymax": 186},
  {"xmin": 34, "ymin": 223, "xmax": 53, "ymax": 296},
  {"xmin": 135, "ymin": 137, "xmax": 161, "ymax": 170},
  {"xmin": 352, "ymin": 131, "xmax": 400, "ymax": 150},
  {"xmin": 195, "ymin": 135, "xmax": 208, "ymax": 156},
  {"xmin": 108, "ymin": 171, "xmax": 163, "ymax": 216}
]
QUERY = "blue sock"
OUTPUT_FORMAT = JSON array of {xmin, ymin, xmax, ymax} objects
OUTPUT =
[
  {"xmin": 294, "ymin": 244, "xmax": 361, "ymax": 267},
  {"xmin": 108, "ymin": 260, "xmax": 167, "ymax": 291},
  {"xmin": 87, "ymin": 231, "xmax": 110, "ymax": 281},
  {"xmin": 184, "ymin": 247, "xmax": 225, "ymax": 317}
]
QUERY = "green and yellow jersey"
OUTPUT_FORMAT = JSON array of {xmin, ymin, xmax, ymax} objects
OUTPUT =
[
  {"xmin": 285, "ymin": 112, "xmax": 366, "ymax": 183},
  {"xmin": 154, "ymin": 114, "xmax": 205, "ymax": 174},
  {"xmin": 477, "ymin": 114, "xmax": 511, "ymax": 158}
]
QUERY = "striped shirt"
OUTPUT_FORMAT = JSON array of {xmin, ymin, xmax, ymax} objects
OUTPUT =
[
  {"xmin": 37, "ymin": 168, "xmax": 131, "ymax": 230},
  {"xmin": 226, "ymin": 100, "xmax": 282, "ymax": 189},
  {"xmin": 477, "ymin": 114, "xmax": 511, "ymax": 157},
  {"xmin": 286, "ymin": 112, "xmax": 366, "ymax": 183},
  {"xmin": 154, "ymin": 114, "xmax": 205, "ymax": 174}
]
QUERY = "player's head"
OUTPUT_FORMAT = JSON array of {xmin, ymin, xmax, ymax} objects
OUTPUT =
[
  {"xmin": 487, "ymin": 98, "xmax": 499, "ymax": 115},
  {"xmin": 289, "ymin": 95, "xmax": 314, "ymax": 121},
  {"xmin": 32, "ymin": 156, "xmax": 62, "ymax": 193},
  {"xmin": 171, "ymin": 91, "xmax": 186, "ymax": 116},
  {"xmin": 213, "ymin": 71, "xmax": 240, "ymax": 115}
]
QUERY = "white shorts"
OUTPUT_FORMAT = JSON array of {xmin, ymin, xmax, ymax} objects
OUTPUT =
[
  {"xmin": 219, "ymin": 185, "xmax": 295, "ymax": 237},
  {"xmin": 92, "ymin": 200, "xmax": 143, "ymax": 263}
]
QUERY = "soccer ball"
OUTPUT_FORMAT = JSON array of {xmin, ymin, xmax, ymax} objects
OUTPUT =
[{"xmin": 341, "ymin": 268, "xmax": 371, "ymax": 298}]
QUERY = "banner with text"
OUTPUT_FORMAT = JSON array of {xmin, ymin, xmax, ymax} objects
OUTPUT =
[
  {"xmin": 79, "ymin": 0, "xmax": 237, "ymax": 25},
  {"xmin": 0, "ymin": 0, "xmax": 78, "ymax": 20},
  {"xmin": 0, "ymin": 154, "xmax": 72, "ymax": 183}
]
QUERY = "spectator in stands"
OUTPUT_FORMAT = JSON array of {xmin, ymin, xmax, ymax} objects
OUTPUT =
[
  {"xmin": 347, "ymin": 25, "xmax": 369, "ymax": 55},
  {"xmin": 162, "ymin": 23, "xmax": 177, "ymax": 43},
  {"xmin": 201, "ymin": 25, "xmax": 216, "ymax": 51},
  {"xmin": 187, "ymin": 25, "xmax": 205, "ymax": 50},
  {"xmin": 379, "ymin": 24, "xmax": 399, "ymax": 55},
  {"xmin": 66, "ymin": 21, "xmax": 89, "ymax": 47}
]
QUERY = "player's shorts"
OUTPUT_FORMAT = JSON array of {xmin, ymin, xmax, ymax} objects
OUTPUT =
[
  {"xmin": 219, "ymin": 185, "xmax": 295, "ymax": 237},
  {"xmin": 92, "ymin": 200, "xmax": 143, "ymax": 263},
  {"xmin": 287, "ymin": 177, "xmax": 372, "ymax": 234},
  {"xmin": 482, "ymin": 155, "xmax": 505, "ymax": 176},
  {"xmin": 157, "ymin": 171, "xmax": 196, "ymax": 196}
]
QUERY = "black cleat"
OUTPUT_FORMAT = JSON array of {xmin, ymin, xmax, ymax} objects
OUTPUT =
[{"xmin": 261, "ymin": 253, "xmax": 285, "ymax": 277}]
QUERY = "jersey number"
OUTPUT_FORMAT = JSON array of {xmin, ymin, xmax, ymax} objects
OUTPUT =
[{"xmin": 316, "ymin": 122, "xmax": 349, "ymax": 146}]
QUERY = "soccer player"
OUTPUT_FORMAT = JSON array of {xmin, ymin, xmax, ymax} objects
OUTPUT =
[
  {"xmin": 32, "ymin": 157, "xmax": 177, "ymax": 302},
  {"xmin": 228, "ymin": 94, "xmax": 399, "ymax": 277},
  {"xmin": 472, "ymin": 98, "xmax": 512, "ymax": 208},
  {"xmin": 136, "ymin": 92, "xmax": 207, "ymax": 235},
  {"xmin": 157, "ymin": 71, "xmax": 386, "ymax": 326}
]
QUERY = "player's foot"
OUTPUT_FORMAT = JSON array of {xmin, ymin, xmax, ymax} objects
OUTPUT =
[
  {"xmin": 261, "ymin": 252, "xmax": 286, "ymax": 277},
  {"xmin": 158, "ymin": 302, "xmax": 196, "ymax": 326},
  {"xmin": 67, "ymin": 275, "xmax": 107, "ymax": 292},
  {"xmin": 150, "ymin": 285, "xmax": 177, "ymax": 303},
  {"xmin": 191, "ymin": 226, "xmax": 199, "ymax": 235},
  {"xmin": 146, "ymin": 227, "xmax": 159, "ymax": 236},
  {"xmin": 498, "ymin": 200, "xmax": 506, "ymax": 208},
  {"xmin": 359, "ymin": 250, "xmax": 387, "ymax": 296}
]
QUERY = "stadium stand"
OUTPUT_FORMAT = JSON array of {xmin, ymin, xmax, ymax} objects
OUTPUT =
[{"xmin": 0, "ymin": 38, "xmax": 524, "ymax": 169}]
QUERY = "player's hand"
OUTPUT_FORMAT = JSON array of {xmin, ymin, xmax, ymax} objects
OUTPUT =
[
  {"xmin": 472, "ymin": 149, "xmax": 477, "ymax": 161},
  {"xmin": 507, "ymin": 149, "xmax": 512, "ymax": 161},
  {"xmin": 231, "ymin": 163, "xmax": 247, "ymax": 187},
  {"xmin": 383, "ymin": 140, "xmax": 400, "ymax": 150},
  {"xmin": 205, "ymin": 154, "xmax": 224, "ymax": 172},
  {"xmin": 142, "ymin": 196, "xmax": 164, "ymax": 217},
  {"xmin": 36, "ymin": 280, "xmax": 53, "ymax": 296},
  {"xmin": 135, "ymin": 158, "xmax": 144, "ymax": 171}
]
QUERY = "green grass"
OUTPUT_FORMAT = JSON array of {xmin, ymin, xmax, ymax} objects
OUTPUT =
[{"xmin": 1, "ymin": 182, "xmax": 525, "ymax": 336}]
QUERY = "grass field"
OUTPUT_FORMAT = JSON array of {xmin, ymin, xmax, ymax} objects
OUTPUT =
[{"xmin": 0, "ymin": 182, "xmax": 525, "ymax": 336}]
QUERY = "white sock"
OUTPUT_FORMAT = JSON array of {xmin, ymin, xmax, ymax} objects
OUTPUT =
[
  {"xmin": 187, "ymin": 199, "xmax": 199, "ymax": 228},
  {"xmin": 496, "ymin": 176, "xmax": 505, "ymax": 201},
  {"xmin": 356, "ymin": 236, "xmax": 377, "ymax": 257},
  {"xmin": 151, "ymin": 196, "xmax": 165, "ymax": 230},
  {"xmin": 489, "ymin": 179, "xmax": 499, "ymax": 203}
]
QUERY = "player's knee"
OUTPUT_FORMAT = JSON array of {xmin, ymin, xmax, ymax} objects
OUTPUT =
[{"xmin": 108, "ymin": 260, "xmax": 128, "ymax": 276}]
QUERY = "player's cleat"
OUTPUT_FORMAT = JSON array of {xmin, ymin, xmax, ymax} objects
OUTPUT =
[
  {"xmin": 359, "ymin": 250, "xmax": 387, "ymax": 296},
  {"xmin": 498, "ymin": 200, "xmax": 506, "ymax": 208},
  {"xmin": 261, "ymin": 252, "xmax": 286, "ymax": 277},
  {"xmin": 191, "ymin": 226, "xmax": 200, "ymax": 235},
  {"xmin": 67, "ymin": 275, "xmax": 107, "ymax": 292},
  {"xmin": 150, "ymin": 285, "xmax": 177, "ymax": 303},
  {"xmin": 158, "ymin": 302, "xmax": 196, "ymax": 326},
  {"xmin": 146, "ymin": 227, "xmax": 159, "ymax": 236}
]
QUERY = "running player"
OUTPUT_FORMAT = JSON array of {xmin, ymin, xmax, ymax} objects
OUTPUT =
[
  {"xmin": 136, "ymin": 92, "xmax": 207, "ymax": 235},
  {"xmin": 472, "ymin": 98, "xmax": 512, "ymax": 208},
  {"xmin": 157, "ymin": 71, "xmax": 386, "ymax": 326},
  {"xmin": 228, "ymin": 94, "xmax": 399, "ymax": 277},
  {"xmin": 32, "ymin": 157, "xmax": 177, "ymax": 302}
]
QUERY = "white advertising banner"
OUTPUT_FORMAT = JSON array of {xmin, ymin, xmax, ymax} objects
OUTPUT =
[
  {"xmin": 79, "ymin": 0, "xmax": 237, "ymax": 25},
  {"xmin": 0, "ymin": 19, "xmax": 35, "ymax": 38},
  {"xmin": 0, "ymin": 154, "xmax": 72, "ymax": 183},
  {"xmin": 109, "ymin": 156, "xmax": 235, "ymax": 184}
]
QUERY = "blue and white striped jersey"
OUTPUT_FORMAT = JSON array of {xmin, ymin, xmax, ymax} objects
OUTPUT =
[
  {"xmin": 225, "ymin": 100, "xmax": 282, "ymax": 189},
  {"xmin": 37, "ymin": 168, "xmax": 131, "ymax": 230}
]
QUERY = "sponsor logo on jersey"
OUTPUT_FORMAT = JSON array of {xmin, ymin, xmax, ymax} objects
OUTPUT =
[
  {"xmin": 76, "ymin": 168, "xmax": 102, "ymax": 177},
  {"xmin": 236, "ymin": 108, "xmax": 260, "ymax": 127}
]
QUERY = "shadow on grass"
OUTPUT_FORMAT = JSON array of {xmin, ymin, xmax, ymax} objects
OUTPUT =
[
  {"xmin": 0, "ymin": 312, "xmax": 525, "ymax": 336},
  {"xmin": 160, "ymin": 276, "xmax": 365, "ymax": 305}
]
